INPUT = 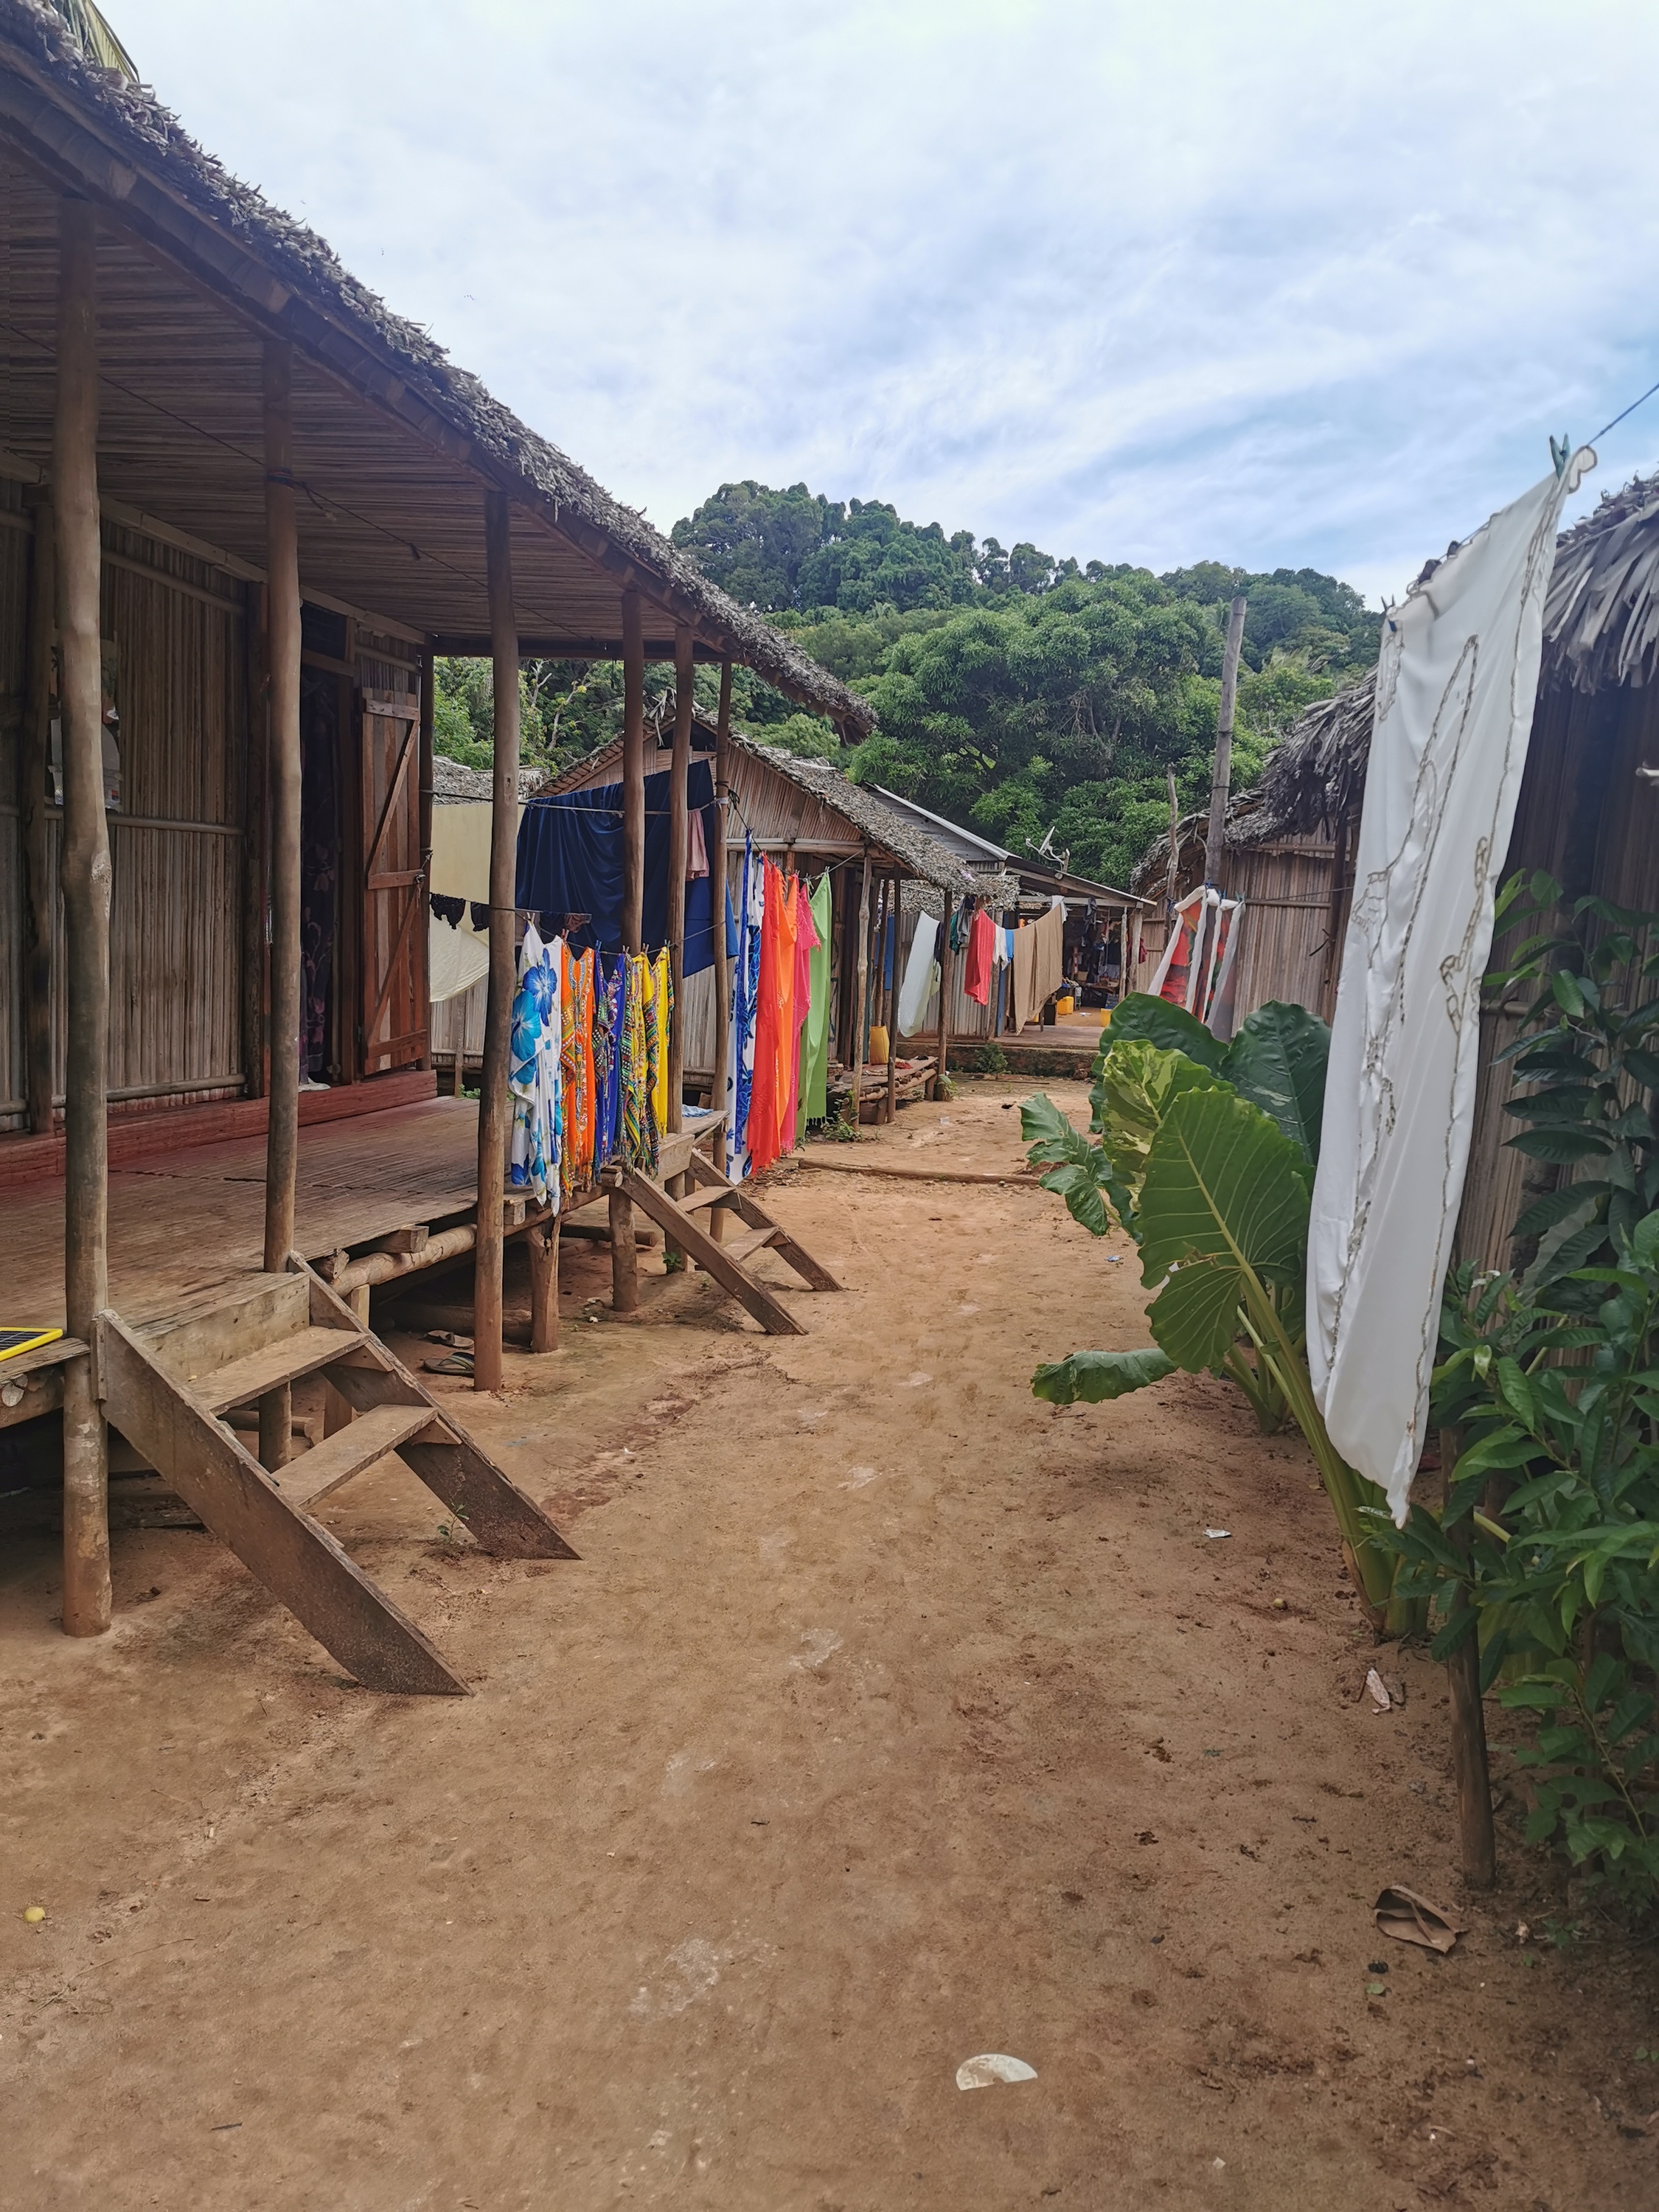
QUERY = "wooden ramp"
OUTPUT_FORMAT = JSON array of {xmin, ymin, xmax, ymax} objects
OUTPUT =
[
  {"xmin": 603, "ymin": 1135, "xmax": 841, "ymax": 1338},
  {"xmin": 99, "ymin": 1257, "xmax": 575, "ymax": 1695}
]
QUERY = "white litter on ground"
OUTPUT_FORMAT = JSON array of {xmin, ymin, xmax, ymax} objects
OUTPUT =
[{"xmin": 956, "ymin": 2053, "xmax": 1037, "ymax": 2090}]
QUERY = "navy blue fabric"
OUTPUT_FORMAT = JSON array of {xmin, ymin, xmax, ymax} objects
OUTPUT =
[{"xmin": 516, "ymin": 762, "xmax": 719, "ymax": 974}]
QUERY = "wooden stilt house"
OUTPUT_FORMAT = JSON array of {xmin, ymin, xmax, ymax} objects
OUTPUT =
[{"xmin": 0, "ymin": 0, "xmax": 870, "ymax": 1688}]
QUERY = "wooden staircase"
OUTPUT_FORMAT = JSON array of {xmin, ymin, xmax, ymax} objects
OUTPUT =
[
  {"xmin": 100, "ymin": 1256, "xmax": 574, "ymax": 1695},
  {"xmin": 605, "ymin": 1147, "xmax": 842, "ymax": 1338}
]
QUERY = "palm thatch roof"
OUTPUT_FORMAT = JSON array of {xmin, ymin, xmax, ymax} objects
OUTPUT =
[{"xmin": 0, "ymin": 0, "xmax": 874, "ymax": 732}]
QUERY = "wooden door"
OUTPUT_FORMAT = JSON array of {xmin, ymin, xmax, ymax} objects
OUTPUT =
[{"xmin": 358, "ymin": 689, "xmax": 427, "ymax": 1074}]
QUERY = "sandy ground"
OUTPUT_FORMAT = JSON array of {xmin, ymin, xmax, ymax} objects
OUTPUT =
[{"xmin": 3, "ymin": 1078, "xmax": 1656, "ymax": 2211}]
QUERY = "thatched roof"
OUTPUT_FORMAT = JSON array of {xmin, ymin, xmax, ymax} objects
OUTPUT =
[
  {"xmin": 0, "ymin": 0, "xmax": 874, "ymax": 733},
  {"xmin": 1543, "ymin": 472, "xmax": 1659, "ymax": 694}
]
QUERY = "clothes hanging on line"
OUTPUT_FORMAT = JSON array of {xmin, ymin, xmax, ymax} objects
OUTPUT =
[
  {"xmin": 963, "ymin": 906, "xmax": 995, "ymax": 1005},
  {"xmin": 515, "ymin": 760, "xmax": 719, "ymax": 972},
  {"xmin": 798, "ymin": 872, "xmax": 833, "ymax": 1134},
  {"xmin": 559, "ymin": 942, "xmax": 597, "ymax": 1201},
  {"xmin": 646, "ymin": 947, "xmax": 672, "ymax": 1141},
  {"xmin": 726, "ymin": 838, "xmax": 763, "ymax": 1180},
  {"xmin": 619, "ymin": 951, "xmax": 657, "ymax": 1174},
  {"xmin": 508, "ymin": 923, "xmax": 560, "ymax": 1208},
  {"xmin": 898, "ymin": 914, "xmax": 941, "ymax": 1034}
]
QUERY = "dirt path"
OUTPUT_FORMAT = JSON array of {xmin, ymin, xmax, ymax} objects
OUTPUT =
[{"xmin": 3, "ymin": 1079, "xmax": 1654, "ymax": 2209}]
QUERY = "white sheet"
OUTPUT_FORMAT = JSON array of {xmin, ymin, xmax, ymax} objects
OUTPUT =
[
  {"xmin": 1307, "ymin": 452, "xmax": 1590, "ymax": 1524},
  {"xmin": 898, "ymin": 915, "xmax": 941, "ymax": 1035}
]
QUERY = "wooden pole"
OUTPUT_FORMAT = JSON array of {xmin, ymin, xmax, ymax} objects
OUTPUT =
[
  {"xmin": 1164, "ymin": 767, "xmax": 1182, "ymax": 916},
  {"xmin": 55, "ymin": 197, "xmax": 111, "ymax": 1638},
  {"xmin": 260, "ymin": 341, "xmax": 302, "ymax": 1471},
  {"xmin": 240, "ymin": 580, "xmax": 268, "ymax": 1099},
  {"xmin": 20, "ymin": 493, "xmax": 55, "ymax": 1134},
  {"xmin": 1129, "ymin": 908, "xmax": 1143, "ymax": 996},
  {"xmin": 711, "ymin": 658, "xmax": 731, "ymax": 1132},
  {"xmin": 621, "ymin": 589, "xmax": 644, "ymax": 956},
  {"xmin": 666, "ymin": 622, "xmax": 692, "ymax": 1137},
  {"xmin": 1204, "ymin": 593, "xmax": 1248, "ymax": 890},
  {"xmin": 933, "ymin": 896, "xmax": 953, "ymax": 1101},
  {"xmin": 474, "ymin": 492, "xmax": 520, "ymax": 1394},
  {"xmin": 884, "ymin": 878, "xmax": 900, "ymax": 1124},
  {"xmin": 1441, "ymin": 1433, "xmax": 1496, "ymax": 1887},
  {"xmin": 417, "ymin": 641, "xmax": 435, "ymax": 1068},
  {"xmin": 528, "ymin": 1215, "xmax": 560, "ymax": 1353},
  {"xmin": 849, "ymin": 847, "xmax": 871, "ymax": 1120}
]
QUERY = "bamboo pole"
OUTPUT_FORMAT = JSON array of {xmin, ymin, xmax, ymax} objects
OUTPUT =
[
  {"xmin": 884, "ymin": 877, "xmax": 900, "ymax": 1124},
  {"xmin": 849, "ymin": 848, "xmax": 871, "ymax": 1121},
  {"xmin": 666, "ymin": 622, "xmax": 692, "ymax": 1137},
  {"xmin": 240, "ymin": 579, "xmax": 268, "ymax": 1099},
  {"xmin": 55, "ymin": 196, "xmax": 111, "ymax": 1638},
  {"xmin": 474, "ymin": 492, "xmax": 519, "ymax": 1394},
  {"xmin": 260, "ymin": 341, "xmax": 302, "ymax": 1471},
  {"xmin": 621, "ymin": 589, "xmax": 644, "ymax": 956},
  {"xmin": 711, "ymin": 658, "xmax": 732, "ymax": 1140},
  {"xmin": 1204, "ymin": 593, "xmax": 1248, "ymax": 889},
  {"xmin": 20, "ymin": 493, "xmax": 54, "ymax": 1134}
]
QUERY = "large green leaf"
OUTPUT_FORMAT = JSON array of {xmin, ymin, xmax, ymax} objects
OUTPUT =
[
  {"xmin": 1147, "ymin": 1257, "xmax": 1252, "ymax": 1371},
  {"xmin": 1138, "ymin": 1085, "xmax": 1312, "ymax": 1305},
  {"xmin": 1091, "ymin": 1040, "xmax": 1228, "ymax": 1203},
  {"xmin": 1020, "ymin": 1092, "xmax": 1119, "ymax": 1236},
  {"xmin": 1099, "ymin": 992, "xmax": 1228, "ymax": 1073},
  {"xmin": 1219, "ymin": 1001, "xmax": 1330, "ymax": 1163},
  {"xmin": 1032, "ymin": 1347, "xmax": 1176, "ymax": 1404}
]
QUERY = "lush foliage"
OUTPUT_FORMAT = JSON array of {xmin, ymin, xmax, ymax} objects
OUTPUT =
[
  {"xmin": 672, "ymin": 480, "xmax": 1380, "ymax": 888},
  {"xmin": 1385, "ymin": 877, "xmax": 1659, "ymax": 1905},
  {"xmin": 1022, "ymin": 996, "xmax": 1394, "ymax": 1604}
]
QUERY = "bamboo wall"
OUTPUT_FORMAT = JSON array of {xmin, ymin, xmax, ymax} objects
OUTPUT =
[{"xmin": 0, "ymin": 502, "xmax": 248, "ymax": 1130}]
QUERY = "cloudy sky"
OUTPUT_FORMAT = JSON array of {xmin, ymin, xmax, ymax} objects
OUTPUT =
[{"xmin": 113, "ymin": 0, "xmax": 1659, "ymax": 605}]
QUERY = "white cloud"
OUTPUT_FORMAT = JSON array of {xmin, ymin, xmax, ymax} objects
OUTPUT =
[{"xmin": 113, "ymin": 0, "xmax": 1659, "ymax": 601}]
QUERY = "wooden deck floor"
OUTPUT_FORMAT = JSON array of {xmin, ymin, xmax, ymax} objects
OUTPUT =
[{"xmin": 11, "ymin": 1098, "xmax": 483, "ymax": 1332}]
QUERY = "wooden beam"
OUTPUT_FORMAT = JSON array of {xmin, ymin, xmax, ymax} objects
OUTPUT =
[
  {"xmin": 849, "ymin": 848, "xmax": 871, "ymax": 1119},
  {"xmin": 1204, "ymin": 593, "xmax": 1248, "ymax": 889},
  {"xmin": 527, "ymin": 1214, "xmax": 560, "ymax": 1353},
  {"xmin": 667, "ymin": 623, "xmax": 693, "ymax": 1138},
  {"xmin": 884, "ymin": 877, "xmax": 900, "ymax": 1124},
  {"xmin": 417, "ymin": 645, "xmax": 435, "ymax": 1068},
  {"xmin": 240, "ymin": 580, "xmax": 268, "ymax": 1099},
  {"xmin": 55, "ymin": 195, "xmax": 111, "ymax": 1638},
  {"xmin": 608, "ymin": 1183, "xmax": 639, "ymax": 1315},
  {"xmin": 622, "ymin": 589, "xmax": 644, "ymax": 956},
  {"xmin": 21, "ymin": 493, "xmax": 54, "ymax": 1135},
  {"xmin": 474, "ymin": 492, "xmax": 519, "ymax": 1394},
  {"xmin": 711, "ymin": 658, "xmax": 732, "ymax": 1161},
  {"xmin": 933, "ymin": 898, "xmax": 954, "ymax": 1099},
  {"xmin": 260, "ymin": 339, "xmax": 303, "ymax": 1472}
]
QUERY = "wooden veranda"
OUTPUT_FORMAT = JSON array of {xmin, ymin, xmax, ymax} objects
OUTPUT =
[{"xmin": 0, "ymin": 1, "xmax": 866, "ymax": 1683}]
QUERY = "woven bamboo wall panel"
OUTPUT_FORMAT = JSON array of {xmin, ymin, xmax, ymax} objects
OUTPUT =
[
  {"xmin": 0, "ymin": 812, "xmax": 22, "ymax": 1121},
  {"xmin": 102, "ymin": 551, "xmax": 245, "ymax": 824}
]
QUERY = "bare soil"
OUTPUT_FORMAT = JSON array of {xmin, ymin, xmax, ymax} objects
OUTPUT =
[{"xmin": 3, "ymin": 1079, "xmax": 1656, "ymax": 2210}]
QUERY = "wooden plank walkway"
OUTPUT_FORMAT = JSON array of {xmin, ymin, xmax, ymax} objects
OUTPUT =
[{"xmin": 8, "ymin": 1097, "xmax": 483, "ymax": 1333}]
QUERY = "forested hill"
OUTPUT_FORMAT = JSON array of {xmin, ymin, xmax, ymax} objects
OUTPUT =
[
  {"xmin": 667, "ymin": 482, "xmax": 1379, "ymax": 888},
  {"xmin": 432, "ymin": 479, "xmax": 1379, "ymax": 891}
]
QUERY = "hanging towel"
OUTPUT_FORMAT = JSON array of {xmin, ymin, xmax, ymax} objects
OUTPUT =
[
  {"xmin": 1309, "ymin": 453, "xmax": 1589, "ymax": 1527},
  {"xmin": 1009, "ymin": 921, "xmax": 1037, "ymax": 1031},
  {"xmin": 963, "ymin": 908, "xmax": 995, "ymax": 1006},
  {"xmin": 508, "ymin": 923, "xmax": 561, "ymax": 1208},
  {"xmin": 898, "ymin": 915, "xmax": 940, "ymax": 1035}
]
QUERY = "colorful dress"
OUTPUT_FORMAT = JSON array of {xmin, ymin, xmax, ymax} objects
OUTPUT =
[
  {"xmin": 559, "ymin": 942, "xmax": 597, "ymax": 1200},
  {"xmin": 593, "ymin": 956, "xmax": 623, "ymax": 1171},
  {"xmin": 726, "ymin": 839, "xmax": 763, "ymax": 1180},
  {"xmin": 508, "ymin": 923, "xmax": 561, "ymax": 1208},
  {"xmin": 620, "ymin": 952, "xmax": 657, "ymax": 1174}
]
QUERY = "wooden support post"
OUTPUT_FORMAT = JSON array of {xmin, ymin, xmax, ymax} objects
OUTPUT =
[
  {"xmin": 933, "ymin": 897, "xmax": 953, "ymax": 1100},
  {"xmin": 1441, "ymin": 1432, "xmax": 1496, "ymax": 1888},
  {"xmin": 417, "ymin": 641, "xmax": 435, "ymax": 1068},
  {"xmin": 621, "ymin": 589, "xmax": 644, "ymax": 957},
  {"xmin": 608, "ymin": 1184, "xmax": 638, "ymax": 1314},
  {"xmin": 884, "ymin": 879, "xmax": 900, "ymax": 1124},
  {"xmin": 711, "ymin": 658, "xmax": 732, "ymax": 1156},
  {"xmin": 55, "ymin": 198, "xmax": 111, "ymax": 1637},
  {"xmin": 473, "ymin": 493, "xmax": 519, "ymax": 1394},
  {"xmin": 1205, "ymin": 592, "xmax": 1248, "ymax": 890},
  {"xmin": 240, "ymin": 580, "xmax": 268, "ymax": 1099},
  {"xmin": 260, "ymin": 340, "xmax": 303, "ymax": 1472},
  {"xmin": 1320, "ymin": 807, "xmax": 1354, "ymax": 1022},
  {"xmin": 1129, "ymin": 908, "xmax": 1143, "ymax": 995},
  {"xmin": 21, "ymin": 493, "xmax": 55, "ymax": 1135},
  {"xmin": 849, "ymin": 848, "xmax": 871, "ymax": 1119},
  {"xmin": 528, "ymin": 1215, "xmax": 560, "ymax": 1352},
  {"xmin": 667, "ymin": 622, "xmax": 692, "ymax": 1137}
]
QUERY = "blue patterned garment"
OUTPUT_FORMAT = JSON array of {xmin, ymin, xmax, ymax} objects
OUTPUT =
[
  {"xmin": 508, "ymin": 923, "xmax": 560, "ymax": 1207},
  {"xmin": 592, "ymin": 956, "xmax": 623, "ymax": 1170},
  {"xmin": 726, "ymin": 837, "xmax": 764, "ymax": 1179}
]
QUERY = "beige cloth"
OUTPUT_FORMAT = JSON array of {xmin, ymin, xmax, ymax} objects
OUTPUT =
[
  {"xmin": 430, "ymin": 799, "xmax": 523, "ymax": 931},
  {"xmin": 1011, "ymin": 899, "xmax": 1066, "ymax": 1029}
]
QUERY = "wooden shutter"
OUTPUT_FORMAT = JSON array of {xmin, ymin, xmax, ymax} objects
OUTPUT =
[{"xmin": 358, "ymin": 690, "xmax": 427, "ymax": 1074}]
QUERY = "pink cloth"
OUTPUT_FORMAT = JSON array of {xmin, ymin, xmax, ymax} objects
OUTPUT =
[
  {"xmin": 780, "ymin": 877, "xmax": 820, "ymax": 1150},
  {"xmin": 687, "ymin": 807, "xmax": 709, "ymax": 880}
]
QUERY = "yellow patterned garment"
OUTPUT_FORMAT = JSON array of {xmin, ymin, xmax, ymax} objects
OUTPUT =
[{"xmin": 647, "ymin": 947, "xmax": 672, "ymax": 1136}]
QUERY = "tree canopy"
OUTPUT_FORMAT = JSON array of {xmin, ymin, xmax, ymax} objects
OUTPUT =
[{"xmin": 432, "ymin": 477, "xmax": 1379, "ymax": 890}]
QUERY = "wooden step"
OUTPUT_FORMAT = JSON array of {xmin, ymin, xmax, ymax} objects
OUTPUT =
[
  {"xmin": 723, "ymin": 1225, "xmax": 780, "ymax": 1265},
  {"xmin": 678, "ymin": 1183, "xmax": 737, "ymax": 1214},
  {"xmin": 269, "ymin": 1402, "xmax": 441, "ymax": 1512},
  {"xmin": 143, "ymin": 1270, "xmax": 310, "ymax": 1383},
  {"xmin": 192, "ymin": 1323, "xmax": 364, "ymax": 1415}
]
